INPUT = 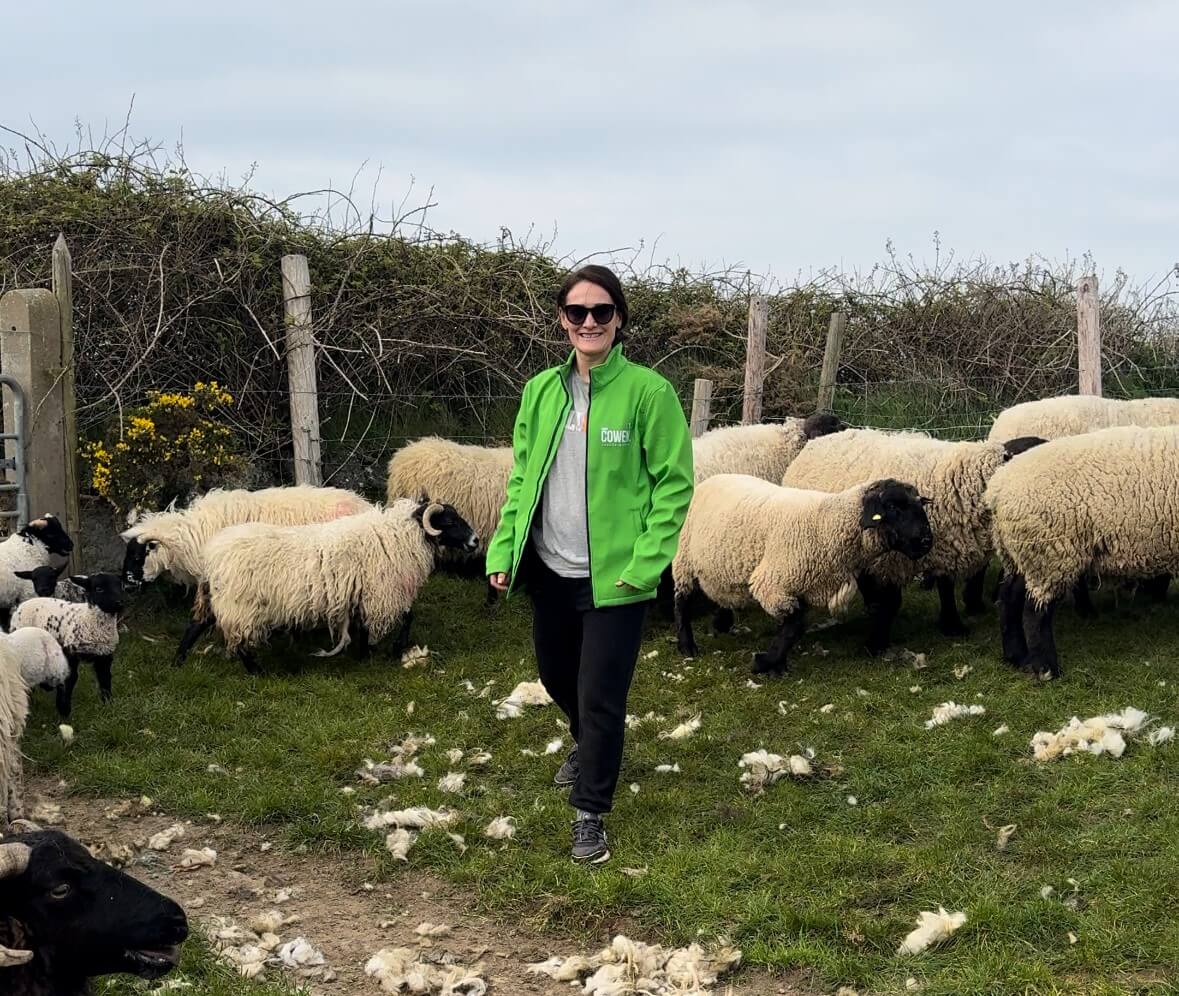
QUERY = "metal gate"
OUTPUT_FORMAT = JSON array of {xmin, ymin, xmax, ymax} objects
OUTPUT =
[{"xmin": 0, "ymin": 373, "xmax": 29, "ymax": 531}]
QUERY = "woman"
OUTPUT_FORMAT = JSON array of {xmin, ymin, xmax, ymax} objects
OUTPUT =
[{"xmin": 486, "ymin": 264, "xmax": 694, "ymax": 864}]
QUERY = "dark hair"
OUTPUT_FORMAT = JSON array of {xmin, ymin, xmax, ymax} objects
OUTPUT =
[{"xmin": 557, "ymin": 265, "xmax": 629, "ymax": 336}]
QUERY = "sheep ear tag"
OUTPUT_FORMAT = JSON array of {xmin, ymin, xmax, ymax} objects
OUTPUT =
[{"xmin": 871, "ymin": 513, "xmax": 883, "ymax": 521}]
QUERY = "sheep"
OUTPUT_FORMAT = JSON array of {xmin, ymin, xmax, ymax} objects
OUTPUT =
[
  {"xmin": 0, "ymin": 516, "xmax": 74, "ymax": 629},
  {"xmin": 985, "ymin": 424, "xmax": 1179, "ymax": 679},
  {"xmin": 10, "ymin": 565, "xmax": 85, "ymax": 604},
  {"xmin": 781, "ymin": 427, "xmax": 1045, "ymax": 638},
  {"xmin": 987, "ymin": 394, "xmax": 1179, "ymax": 444},
  {"xmin": 0, "ymin": 641, "xmax": 32, "ymax": 825},
  {"xmin": 9, "ymin": 574, "xmax": 126, "ymax": 719},
  {"xmin": 672, "ymin": 474, "xmax": 933, "ymax": 673},
  {"xmin": 0, "ymin": 629, "xmax": 69, "ymax": 692},
  {"xmin": 691, "ymin": 413, "xmax": 846, "ymax": 483},
  {"xmin": 0, "ymin": 829, "xmax": 189, "ymax": 994},
  {"xmin": 120, "ymin": 484, "xmax": 374, "ymax": 589},
  {"xmin": 187, "ymin": 498, "xmax": 478, "ymax": 673}
]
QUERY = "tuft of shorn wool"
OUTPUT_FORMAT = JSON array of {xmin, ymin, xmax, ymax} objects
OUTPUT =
[
  {"xmin": 737, "ymin": 750, "xmax": 814, "ymax": 793},
  {"xmin": 897, "ymin": 907, "xmax": 967, "ymax": 955},
  {"xmin": 385, "ymin": 828, "xmax": 416, "ymax": 861},
  {"xmin": 357, "ymin": 758, "xmax": 425, "ymax": 784},
  {"xmin": 494, "ymin": 679, "xmax": 552, "ymax": 719},
  {"xmin": 437, "ymin": 771, "xmax": 466, "ymax": 794},
  {"xmin": 364, "ymin": 806, "xmax": 459, "ymax": 831},
  {"xmin": 148, "ymin": 823, "xmax": 186, "ymax": 851},
  {"xmin": 1030, "ymin": 706, "xmax": 1165, "ymax": 761},
  {"xmin": 484, "ymin": 816, "xmax": 516, "ymax": 840},
  {"xmin": 924, "ymin": 701, "xmax": 986, "ymax": 729},
  {"xmin": 365, "ymin": 946, "xmax": 487, "ymax": 995},
  {"xmin": 658, "ymin": 713, "xmax": 702, "ymax": 741}
]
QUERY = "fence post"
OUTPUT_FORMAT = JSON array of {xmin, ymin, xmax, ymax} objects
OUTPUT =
[
  {"xmin": 1077, "ymin": 274, "xmax": 1102, "ymax": 397},
  {"xmin": 690, "ymin": 378, "xmax": 712, "ymax": 438},
  {"xmin": 280, "ymin": 254, "xmax": 323, "ymax": 486},
  {"xmin": 1, "ymin": 289, "xmax": 70, "ymax": 530},
  {"xmin": 742, "ymin": 294, "xmax": 768, "ymax": 424},
  {"xmin": 817, "ymin": 311, "xmax": 847, "ymax": 412},
  {"xmin": 52, "ymin": 234, "xmax": 83, "ymax": 572}
]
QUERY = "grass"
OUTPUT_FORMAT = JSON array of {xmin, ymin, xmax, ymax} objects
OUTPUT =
[{"xmin": 26, "ymin": 573, "xmax": 1179, "ymax": 996}]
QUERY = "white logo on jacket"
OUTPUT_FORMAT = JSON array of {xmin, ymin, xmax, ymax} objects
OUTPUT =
[{"xmin": 600, "ymin": 426, "xmax": 632, "ymax": 445}]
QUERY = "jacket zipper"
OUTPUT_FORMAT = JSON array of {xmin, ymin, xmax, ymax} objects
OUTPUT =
[{"xmin": 584, "ymin": 370, "xmax": 593, "ymax": 604}]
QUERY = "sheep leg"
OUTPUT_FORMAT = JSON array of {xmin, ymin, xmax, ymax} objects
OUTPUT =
[
  {"xmin": 997, "ymin": 573, "xmax": 1029, "ymax": 666},
  {"xmin": 752, "ymin": 603, "xmax": 807, "ymax": 675},
  {"xmin": 962, "ymin": 566, "xmax": 988, "ymax": 615},
  {"xmin": 674, "ymin": 589, "xmax": 699, "ymax": 658},
  {"xmin": 857, "ymin": 573, "xmax": 901, "ymax": 657},
  {"xmin": 175, "ymin": 616, "xmax": 214, "ymax": 666},
  {"xmin": 55, "ymin": 657, "xmax": 81, "ymax": 719},
  {"xmin": 712, "ymin": 607, "xmax": 735, "ymax": 635},
  {"xmin": 1021, "ymin": 597, "xmax": 1060, "ymax": 680},
  {"xmin": 236, "ymin": 649, "xmax": 262, "ymax": 675},
  {"xmin": 92, "ymin": 655, "xmax": 114, "ymax": 702},
  {"xmin": 350, "ymin": 617, "xmax": 371, "ymax": 659},
  {"xmin": 1142, "ymin": 573, "xmax": 1171, "ymax": 603},
  {"xmin": 1072, "ymin": 576, "xmax": 1097, "ymax": 619},
  {"xmin": 391, "ymin": 610, "xmax": 414, "ymax": 655},
  {"xmin": 935, "ymin": 576, "xmax": 970, "ymax": 637}
]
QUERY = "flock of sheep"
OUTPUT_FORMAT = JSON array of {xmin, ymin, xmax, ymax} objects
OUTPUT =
[{"xmin": 2, "ymin": 390, "xmax": 1179, "ymax": 992}]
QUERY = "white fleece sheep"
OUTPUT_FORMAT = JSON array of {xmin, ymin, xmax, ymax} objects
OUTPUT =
[
  {"xmin": 0, "ymin": 517, "xmax": 70, "ymax": 617},
  {"xmin": 985, "ymin": 426, "xmax": 1179, "ymax": 678},
  {"xmin": 0, "ymin": 639, "xmax": 33, "ymax": 823},
  {"xmin": 782, "ymin": 427, "xmax": 1040, "ymax": 631},
  {"xmin": 0, "ymin": 629, "xmax": 69, "ymax": 689},
  {"xmin": 200, "ymin": 499, "xmax": 463, "ymax": 656},
  {"xmin": 385, "ymin": 437, "xmax": 513, "ymax": 556},
  {"xmin": 691, "ymin": 414, "xmax": 844, "ymax": 483},
  {"xmin": 121, "ymin": 485, "xmax": 374, "ymax": 587},
  {"xmin": 9, "ymin": 598, "xmax": 120, "ymax": 659},
  {"xmin": 672, "ymin": 474, "xmax": 931, "ymax": 671},
  {"xmin": 988, "ymin": 394, "xmax": 1179, "ymax": 443}
]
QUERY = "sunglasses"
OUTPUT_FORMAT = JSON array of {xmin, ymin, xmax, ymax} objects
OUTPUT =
[{"xmin": 561, "ymin": 303, "xmax": 617, "ymax": 326}]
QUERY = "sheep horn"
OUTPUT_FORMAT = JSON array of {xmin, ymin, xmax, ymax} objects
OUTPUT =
[
  {"xmin": 0, "ymin": 841, "xmax": 31, "ymax": 878},
  {"xmin": 422, "ymin": 502, "xmax": 445, "ymax": 537},
  {"xmin": 0, "ymin": 943, "xmax": 34, "ymax": 967}
]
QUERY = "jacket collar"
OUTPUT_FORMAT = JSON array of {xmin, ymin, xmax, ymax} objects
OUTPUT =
[{"xmin": 560, "ymin": 342, "xmax": 628, "ymax": 389}]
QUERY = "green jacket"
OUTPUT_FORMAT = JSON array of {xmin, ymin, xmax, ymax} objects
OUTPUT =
[{"xmin": 486, "ymin": 344, "xmax": 694, "ymax": 607}]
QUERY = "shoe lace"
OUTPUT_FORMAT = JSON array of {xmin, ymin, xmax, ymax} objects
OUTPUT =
[{"xmin": 572, "ymin": 817, "xmax": 604, "ymax": 846}]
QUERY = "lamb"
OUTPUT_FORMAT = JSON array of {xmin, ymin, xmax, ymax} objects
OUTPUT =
[
  {"xmin": 0, "ymin": 830, "xmax": 188, "ymax": 994},
  {"xmin": 985, "ymin": 424, "xmax": 1179, "ymax": 679},
  {"xmin": 9, "ymin": 574, "xmax": 126, "ymax": 719},
  {"xmin": 0, "ymin": 640, "xmax": 32, "ymax": 824},
  {"xmin": 0, "ymin": 629, "xmax": 69, "ymax": 691},
  {"xmin": 781, "ymin": 427, "xmax": 1044, "ymax": 639},
  {"xmin": 672, "ymin": 474, "xmax": 932, "ymax": 673},
  {"xmin": 691, "ymin": 413, "xmax": 846, "ymax": 483},
  {"xmin": 120, "ymin": 484, "xmax": 374, "ymax": 589},
  {"xmin": 11, "ymin": 565, "xmax": 85, "ymax": 604},
  {"xmin": 0, "ymin": 516, "xmax": 74, "ymax": 629},
  {"xmin": 189, "ymin": 498, "xmax": 478, "ymax": 672},
  {"xmin": 987, "ymin": 394, "xmax": 1179, "ymax": 444}
]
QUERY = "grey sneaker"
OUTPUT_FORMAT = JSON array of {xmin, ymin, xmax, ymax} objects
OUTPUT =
[
  {"xmin": 572, "ymin": 810, "xmax": 610, "ymax": 864},
  {"xmin": 553, "ymin": 746, "xmax": 579, "ymax": 787}
]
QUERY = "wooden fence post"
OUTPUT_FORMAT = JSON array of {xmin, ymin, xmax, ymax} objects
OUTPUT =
[
  {"xmin": 690, "ymin": 378, "xmax": 712, "ymax": 438},
  {"xmin": 742, "ymin": 294, "xmax": 768, "ymax": 424},
  {"xmin": 52, "ymin": 234, "xmax": 83, "ymax": 572},
  {"xmin": 280, "ymin": 254, "xmax": 323, "ymax": 486},
  {"xmin": 817, "ymin": 311, "xmax": 847, "ymax": 412},
  {"xmin": 1, "ymin": 289, "xmax": 70, "ymax": 529},
  {"xmin": 1077, "ymin": 274, "xmax": 1102, "ymax": 397}
]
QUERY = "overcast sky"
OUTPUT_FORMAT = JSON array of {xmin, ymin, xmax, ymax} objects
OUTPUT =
[{"xmin": 4, "ymin": 1, "xmax": 1178, "ymax": 283}]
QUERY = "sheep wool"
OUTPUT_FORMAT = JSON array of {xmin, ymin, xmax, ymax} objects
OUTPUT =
[
  {"xmin": 783, "ymin": 427, "xmax": 1009, "ymax": 585},
  {"xmin": 0, "ymin": 628, "xmax": 69, "ymax": 688},
  {"xmin": 0, "ymin": 639, "xmax": 33, "ymax": 823},
  {"xmin": 10, "ymin": 599, "xmax": 119, "ymax": 658},
  {"xmin": 692, "ymin": 420, "xmax": 810, "ymax": 483},
  {"xmin": 673, "ymin": 475, "xmax": 889, "ymax": 618},
  {"xmin": 202, "ymin": 499, "xmax": 435, "ymax": 652},
  {"xmin": 984, "ymin": 425, "xmax": 1179, "ymax": 608},
  {"xmin": 988, "ymin": 394, "xmax": 1179, "ymax": 443},
  {"xmin": 0, "ymin": 534, "xmax": 58, "ymax": 612},
  {"xmin": 122, "ymin": 485, "xmax": 373, "ymax": 586},
  {"xmin": 385, "ymin": 437, "xmax": 513, "ymax": 556}
]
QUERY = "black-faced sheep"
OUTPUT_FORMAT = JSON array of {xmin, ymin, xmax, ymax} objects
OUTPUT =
[
  {"xmin": 985, "ymin": 425, "xmax": 1179, "ymax": 679},
  {"xmin": 187, "ymin": 499, "xmax": 477, "ymax": 672},
  {"xmin": 120, "ymin": 485, "xmax": 374, "ymax": 589},
  {"xmin": 781, "ymin": 427, "xmax": 1044, "ymax": 639},
  {"xmin": 672, "ymin": 475, "xmax": 933, "ymax": 673},
  {"xmin": 0, "ymin": 517, "xmax": 74, "ymax": 630},
  {"xmin": 0, "ymin": 830, "xmax": 188, "ymax": 995},
  {"xmin": 9, "ymin": 574, "xmax": 126, "ymax": 719},
  {"xmin": 11, "ymin": 565, "xmax": 85, "ymax": 604}
]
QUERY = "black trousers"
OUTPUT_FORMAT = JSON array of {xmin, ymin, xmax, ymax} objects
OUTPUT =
[{"xmin": 524, "ymin": 551, "xmax": 648, "ymax": 814}]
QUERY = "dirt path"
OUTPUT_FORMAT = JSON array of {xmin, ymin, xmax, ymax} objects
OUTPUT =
[{"xmin": 23, "ymin": 776, "xmax": 813, "ymax": 995}]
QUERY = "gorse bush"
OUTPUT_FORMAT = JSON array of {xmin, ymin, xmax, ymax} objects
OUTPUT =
[{"xmin": 82, "ymin": 382, "xmax": 245, "ymax": 512}]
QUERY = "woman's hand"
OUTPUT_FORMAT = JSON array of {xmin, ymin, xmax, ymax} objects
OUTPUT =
[
  {"xmin": 615, "ymin": 579, "xmax": 638, "ymax": 591},
  {"xmin": 489, "ymin": 572, "xmax": 510, "ymax": 592}
]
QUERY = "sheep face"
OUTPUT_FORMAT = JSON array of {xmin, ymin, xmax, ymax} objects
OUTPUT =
[
  {"xmin": 120, "ymin": 537, "xmax": 157, "ymax": 587},
  {"xmin": 12, "ymin": 564, "xmax": 67, "ymax": 597},
  {"xmin": 70, "ymin": 573, "xmax": 127, "ymax": 615},
  {"xmin": 801, "ymin": 412, "xmax": 846, "ymax": 440},
  {"xmin": 412, "ymin": 500, "xmax": 479, "ymax": 553},
  {"xmin": 1001, "ymin": 435, "xmax": 1047, "ymax": 460},
  {"xmin": 0, "ymin": 831, "xmax": 188, "ymax": 983},
  {"xmin": 19, "ymin": 515, "xmax": 74, "ymax": 558},
  {"xmin": 860, "ymin": 479, "xmax": 934, "ymax": 561}
]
